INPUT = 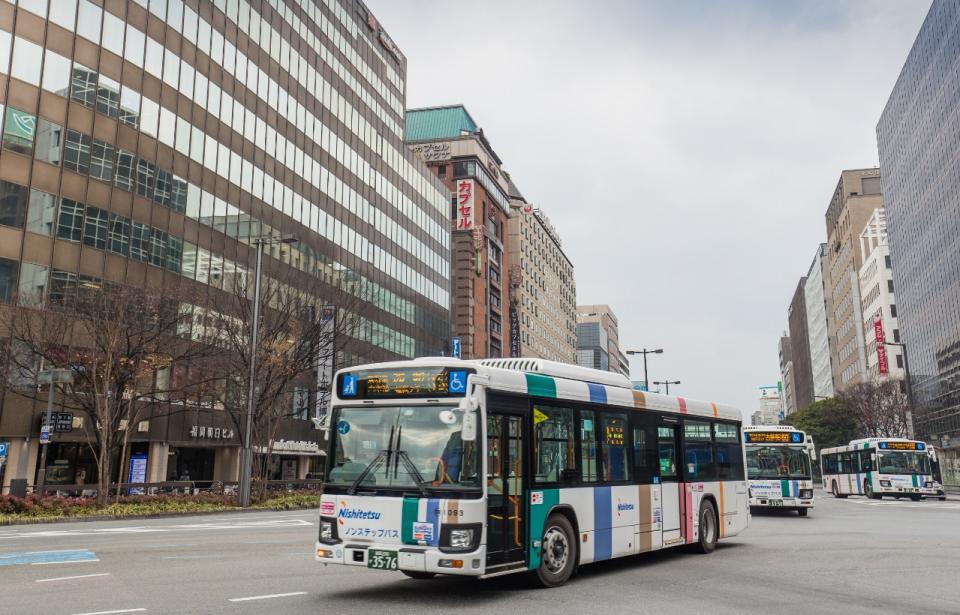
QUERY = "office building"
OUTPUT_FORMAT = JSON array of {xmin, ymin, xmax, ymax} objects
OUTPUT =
[
  {"xmin": 878, "ymin": 0, "xmax": 960, "ymax": 484},
  {"xmin": 405, "ymin": 105, "xmax": 511, "ymax": 359},
  {"xmin": 576, "ymin": 304, "xmax": 629, "ymax": 377},
  {"xmin": 804, "ymin": 244, "xmax": 835, "ymax": 400},
  {"xmin": 0, "ymin": 0, "xmax": 450, "ymax": 493},
  {"xmin": 788, "ymin": 279, "xmax": 814, "ymax": 411},
  {"xmin": 505, "ymin": 174, "xmax": 576, "ymax": 363},
  {"xmin": 753, "ymin": 384, "xmax": 783, "ymax": 425},
  {"xmin": 779, "ymin": 334, "xmax": 796, "ymax": 415},
  {"xmin": 858, "ymin": 209, "xmax": 904, "ymax": 382},
  {"xmin": 823, "ymin": 169, "xmax": 883, "ymax": 390}
]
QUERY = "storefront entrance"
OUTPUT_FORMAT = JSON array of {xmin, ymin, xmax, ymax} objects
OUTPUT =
[{"xmin": 166, "ymin": 447, "xmax": 215, "ymax": 484}]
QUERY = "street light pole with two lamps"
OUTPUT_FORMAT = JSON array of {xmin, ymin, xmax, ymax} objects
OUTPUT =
[
  {"xmin": 883, "ymin": 340, "xmax": 915, "ymax": 439},
  {"xmin": 238, "ymin": 234, "xmax": 298, "ymax": 508},
  {"xmin": 625, "ymin": 348, "xmax": 663, "ymax": 392},
  {"xmin": 653, "ymin": 380, "xmax": 681, "ymax": 395}
]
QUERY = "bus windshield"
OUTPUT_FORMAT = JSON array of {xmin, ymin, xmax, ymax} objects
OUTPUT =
[
  {"xmin": 746, "ymin": 445, "xmax": 811, "ymax": 479},
  {"xmin": 878, "ymin": 451, "xmax": 931, "ymax": 475},
  {"xmin": 326, "ymin": 405, "xmax": 481, "ymax": 491}
]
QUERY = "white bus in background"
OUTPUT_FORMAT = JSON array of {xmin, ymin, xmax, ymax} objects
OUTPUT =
[
  {"xmin": 315, "ymin": 358, "xmax": 750, "ymax": 587},
  {"xmin": 927, "ymin": 447, "xmax": 948, "ymax": 501},
  {"xmin": 821, "ymin": 438, "xmax": 942, "ymax": 500},
  {"xmin": 743, "ymin": 426, "xmax": 815, "ymax": 516}
]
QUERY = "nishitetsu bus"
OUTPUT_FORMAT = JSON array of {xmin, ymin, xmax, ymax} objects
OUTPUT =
[
  {"xmin": 743, "ymin": 426, "xmax": 816, "ymax": 516},
  {"xmin": 821, "ymin": 438, "xmax": 941, "ymax": 500},
  {"xmin": 314, "ymin": 358, "xmax": 750, "ymax": 587}
]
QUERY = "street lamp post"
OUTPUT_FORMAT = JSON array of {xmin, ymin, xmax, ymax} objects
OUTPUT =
[
  {"xmin": 884, "ymin": 341, "xmax": 915, "ymax": 439},
  {"xmin": 35, "ymin": 368, "xmax": 74, "ymax": 496},
  {"xmin": 625, "ymin": 348, "xmax": 663, "ymax": 392},
  {"xmin": 653, "ymin": 379, "xmax": 681, "ymax": 395},
  {"xmin": 238, "ymin": 234, "xmax": 298, "ymax": 508}
]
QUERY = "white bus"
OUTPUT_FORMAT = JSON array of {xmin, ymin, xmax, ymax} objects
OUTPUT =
[
  {"xmin": 743, "ymin": 426, "xmax": 815, "ymax": 516},
  {"xmin": 821, "ymin": 438, "xmax": 942, "ymax": 500},
  {"xmin": 315, "ymin": 358, "xmax": 750, "ymax": 587}
]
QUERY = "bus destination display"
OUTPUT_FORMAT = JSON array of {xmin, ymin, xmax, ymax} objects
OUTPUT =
[
  {"xmin": 338, "ymin": 367, "xmax": 473, "ymax": 399},
  {"xmin": 744, "ymin": 431, "xmax": 803, "ymax": 444},
  {"xmin": 878, "ymin": 441, "xmax": 925, "ymax": 451}
]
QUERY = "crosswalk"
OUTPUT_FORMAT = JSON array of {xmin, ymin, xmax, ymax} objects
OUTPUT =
[{"xmin": 834, "ymin": 496, "xmax": 960, "ymax": 511}]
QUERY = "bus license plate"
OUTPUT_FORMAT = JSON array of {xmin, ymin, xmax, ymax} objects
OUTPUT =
[
  {"xmin": 367, "ymin": 549, "xmax": 398, "ymax": 570},
  {"xmin": 769, "ymin": 500, "xmax": 784, "ymax": 507}
]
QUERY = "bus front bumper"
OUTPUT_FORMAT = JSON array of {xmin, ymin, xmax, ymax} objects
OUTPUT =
[
  {"xmin": 879, "ymin": 486, "xmax": 940, "ymax": 496},
  {"xmin": 749, "ymin": 497, "xmax": 813, "ymax": 509},
  {"xmin": 315, "ymin": 541, "xmax": 486, "ymax": 576}
]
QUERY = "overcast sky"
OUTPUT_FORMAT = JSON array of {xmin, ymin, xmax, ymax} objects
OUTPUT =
[{"xmin": 370, "ymin": 0, "xmax": 930, "ymax": 415}]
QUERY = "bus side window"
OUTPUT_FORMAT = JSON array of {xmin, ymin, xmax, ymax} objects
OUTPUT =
[
  {"xmin": 713, "ymin": 422, "xmax": 744, "ymax": 480},
  {"xmin": 632, "ymin": 421, "xmax": 658, "ymax": 484},
  {"xmin": 579, "ymin": 410, "xmax": 599, "ymax": 483},
  {"xmin": 683, "ymin": 420, "xmax": 716, "ymax": 481},
  {"xmin": 533, "ymin": 405, "xmax": 576, "ymax": 484}
]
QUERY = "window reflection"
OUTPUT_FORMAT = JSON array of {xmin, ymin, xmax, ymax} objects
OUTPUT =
[
  {"xmin": 35, "ymin": 118, "xmax": 63, "ymax": 166},
  {"xmin": 26, "ymin": 189, "xmax": 57, "ymax": 236},
  {"xmin": 11, "ymin": 37, "xmax": 43, "ymax": 87},
  {"xmin": 102, "ymin": 11, "xmax": 125, "ymax": 57},
  {"xmin": 41, "ymin": 50, "xmax": 72, "ymax": 96},
  {"xmin": 49, "ymin": 1, "xmax": 77, "ymax": 31},
  {"xmin": 76, "ymin": 0, "xmax": 103, "ymax": 44}
]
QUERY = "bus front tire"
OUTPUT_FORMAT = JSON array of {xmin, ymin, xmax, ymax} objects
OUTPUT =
[
  {"xmin": 865, "ymin": 480, "xmax": 881, "ymax": 500},
  {"xmin": 401, "ymin": 571, "xmax": 437, "ymax": 580},
  {"xmin": 797, "ymin": 508, "xmax": 809, "ymax": 517},
  {"xmin": 693, "ymin": 500, "xmax": 718, "ymax": 554},
  {"xmin": 535, "ymin": 514, "xmax": 577, "ymax": 588},
  {"xmin": 832, "ymin": 481, "xmax": 848, "ymax": 499},
  {"xmin": 910, "ymin": 494, "xmax": 922, "ymax": 502}
]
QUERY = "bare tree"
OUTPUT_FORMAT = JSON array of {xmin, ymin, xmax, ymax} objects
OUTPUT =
[
  {"xmin": 204, "ymin": 265, "xmax": 377, "ymax": 499},
  {"xmin": 0, "ymin": 280, "xmax": 216, "ymax": 505},
  {"xmin": 838, "ymin": 378, "xmax": 911, "ymax": 439}
]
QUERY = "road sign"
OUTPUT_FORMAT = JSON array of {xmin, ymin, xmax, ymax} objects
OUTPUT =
[
  {"xmin": 0, "ymin": 441, "xmax": 8, "ymax": 458},
  {"xmin": 39, "ymin": 426, "xmax": 50, "ymax": 445},
  {"xmin": 42, "ymin": 412, "xmax": 74, "ymax": 433},
  {"xmin": 451, "ymin": 337, "xmax": 461, "ymax": 359}
]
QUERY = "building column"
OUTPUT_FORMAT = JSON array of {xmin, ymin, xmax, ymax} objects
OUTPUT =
[
  {"xmin": 297, "ymin": 456, "xmax": 310, "ymax": 479},
  {"xmin": 1, "ymin": 438, "xmax": 32, "ymax": 494},
  {"xmin": 213, "ymin": 447, "xmax": 239, "ymax": 482},
  {"xmin": 146, "ymin": 442, "xmax": 168, "ymax": 483}
]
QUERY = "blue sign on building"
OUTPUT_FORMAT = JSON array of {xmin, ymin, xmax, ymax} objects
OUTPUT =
[
  {"xmin": 451, "ymin": 337, "xmax": 461, "ymax": 359},
  {"xmin": 0, "ymin": 441, "xmax": 7, "ymax": 458}
]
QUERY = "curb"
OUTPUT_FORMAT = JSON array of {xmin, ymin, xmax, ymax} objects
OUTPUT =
[{"xmin": 0, "ymin": 505, "xmax": 318, "ymax": 527}]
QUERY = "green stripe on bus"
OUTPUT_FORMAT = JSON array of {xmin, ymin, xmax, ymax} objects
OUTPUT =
[
  {"xmin": 401, "ymin": 497, "xmax": 419, "ymax": 544},
  {"xmin": 912, "ymin": 474, "xmax": 919, "ymax": 488},
  {"xmin": 780, "ymin": 479, "xmax": 790, "ymax": 497},
  {"xmin": 528, "ymin": 489, "xmax": 560, "ymax": 570},
  {"xmin": 525, "ymin": 373, "xmax": 557, "ymax": 398},
  {"xmin": 866, "ymin": 471, "xmax": 873, "ymax": 493}
]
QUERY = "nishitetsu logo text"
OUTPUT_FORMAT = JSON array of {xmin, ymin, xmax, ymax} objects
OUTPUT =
[{"xmin": 338, "ymin": 508, "xmax": 382, "ymax": 520}]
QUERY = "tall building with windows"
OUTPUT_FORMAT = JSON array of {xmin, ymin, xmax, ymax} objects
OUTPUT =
[
  {"xmin": 804, "ymin": 243, "xmax": 834, "ymax": 400},
  {"xmin": 0, "ymin": 0, "xmax": 450, "ymax": 493},
  {"xmin": 778, "ymin": 334, "xmax": 796, "ymax": 416},
  {"xmin": 877, "ymin": 0, "xmax": 960, "ymax": 484},
  {"xmin": 823, "ymin": 169, "xmax": 883, "ymax": 390},
  {"xmin": 787, "ymin": 279, "xmax": 814, "ymax": 411},
  {"xmin": 576, "ymin": 304, "xmax": 629, "ymax": 377},
  {"xmin": 858, "ymin": 209, "xmax": 904, "ymax": 383},
  {"xmin": 405, "ymin": 104, "xmax": 511, "ymax": 359},
  {"xmin": 506, "ymin": 174, "xmax": 576, "ymax": 363}
]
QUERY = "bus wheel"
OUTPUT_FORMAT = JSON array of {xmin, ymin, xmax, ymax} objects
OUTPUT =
[
  {"xmin": 693, "ymin": 500, "xmax": 718, "ymax": 554},
  {"xmin": 865, "ymin": 480, "xmax": 881, "ymax": 500},
  {"xmin": 401, "ymin": 571, "xmax": 437, "ymax": 580},
  {"xmin": 910, "ymin": 494, "xmax": 922, "ymax": 502},
  {"xmin": 535, "ymin": 514, "xmax": 577, "ymax": 588},
  {"xmin": 797, "ymin": 508, "xmax": 809, "ymax": 517},
  {"xmin": 832, "ymin": 481, "xmax": 847, "ymax": 499}
]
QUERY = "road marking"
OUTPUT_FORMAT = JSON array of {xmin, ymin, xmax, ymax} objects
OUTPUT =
[
  {"xmin": 0, "ymin": 550, "xmax": 98, "ymax": 566},
  {"xmin": 228, "ymin": 592, "xmax": 308, "ymax": 602},
  {"xmin": 160, "ymin": 554, "xmax": 223, "ymax": 560},
  {"xmin": 0, "ymin": 518, "xmax": 312, "ymax": 541},
  {"xmin": 70, "ymin": 609, "xmax": 145, "ymax": 615},
  {"xmin": 36, "ymin": 572, "xmax": 111, "ymax": 583}
]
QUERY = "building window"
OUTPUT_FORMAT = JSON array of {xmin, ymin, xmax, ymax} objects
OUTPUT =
[
  {"xmin": 96, "ymin": 73, "xmax": 121, "ymax": 118},
  {"xmin": 884, "ymin": 255, "xmax": 891, "ymax": 269},
  {"xmin": 0, "ymin": 180, "xmax": 28, "ymax": 229},
  {"xmin": 887, "ymin": 279, "xmax": 894, "ymax": 293},
  {"xmin": 90, "ymin": 139, "xmax": 115, "ymax": 182},
  {"xmin": 48, "ymin": 269, "xmax": 78, "ymax": 308},
  {"xmin": 896, "ymin": 354, "xmax": 904, "ymax": 369},
  {"xmin": 131, "ymin": 222, "xmax": 151, "ymax": 262},
  {"xmin": 83, "ymin": 206, "xmax": 109, "ymax": 250},
  {"xmin": 890, "ymin": 304, "xmax": 897, "ymax": 318},
  {"xmin": 56, "ymin": 198, "xmax": 84, "ymax": 241},
  {"xmin": 115, "ymin": 149, "xmax": 136, "ymax": 191},
  {"xmin": 3, "ymin": 108, "xmax": 36, "ymax": 155},
  {"xmin": 64, "ymin": 129, "xmax": 92, "ymax": 174},
  {"xmin": 0, "ymin": 257, "xmax": 17, "ymax": 303},
  {"xmin": 11, "ymin": 36, "xmax": 42, "ymax": 87},
  {"xmin": 70, "ymin": 64, "xmax": 98, "ymax": 108},
  {"xmin": 35, "ymin": 118, "xmax": 63, "ymax": 166},
  {"xmin": 18, "ymin": 262, "xmax": 49, "ymax": 306},
  {"xmin": 893, "ymin": 328, "xmax": 900, "ymax": 343},
  {"xmin": 26, "ymin": 189, "xmax": 57, "ymax": 236}
]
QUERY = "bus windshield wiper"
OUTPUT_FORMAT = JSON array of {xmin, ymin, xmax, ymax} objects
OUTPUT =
[
  {"xmin": 394, "ymin": 426, "xmax": 429, "ymax": 497},
  {"xmin": 347, "ymin": 450, "xmax": 389, "ymax": 495}
]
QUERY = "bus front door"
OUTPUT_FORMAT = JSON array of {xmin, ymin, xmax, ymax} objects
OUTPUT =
[
  {"xmin": 658, "ymin": 421, "xmax": 683, "ymax": 544},
  {"xmin": 486, "ymin": 413, "xmax": 526, "ymax": 569}
]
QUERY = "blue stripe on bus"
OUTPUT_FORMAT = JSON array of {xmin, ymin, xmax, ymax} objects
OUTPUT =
[
  {"xmin": 427, "ymin": 498, "xmax": 441, "ymax": 546},
  {"xmin": 593, "ymin": 486, "xmax": 612, "ymax": 561},
  {"xmin": 791, "ymin": 480, "xmax": 798, "ymax": 497},
  {"xmin": 587, "ymin": 383, "xmax": 607, "ymax": 405}
]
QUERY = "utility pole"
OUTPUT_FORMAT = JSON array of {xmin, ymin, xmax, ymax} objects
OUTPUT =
[
  {"xmin": 653, "ymin": 379, "xmax": 681, "ymax": 395},
  {"xmin": 625, "ymin": 348, "xmax": 663, "ymax": 391},
  {"xmin": 35, "ymin": 368, "xmax": 74, "ymax": 496}
]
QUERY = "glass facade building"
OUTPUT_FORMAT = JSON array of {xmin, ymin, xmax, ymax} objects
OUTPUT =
[
  {"xmin": 877, "ymin": 0, "xmax": 960, "ymax": 485},
  {"xmin": 0, "ymin": 0, "xmax": 450, "ymax": 491}
]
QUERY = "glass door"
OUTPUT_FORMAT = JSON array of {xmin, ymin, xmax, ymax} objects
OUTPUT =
[{"xmin": 486, "ymin": 413, "xmax": 526, "ymax": 568}]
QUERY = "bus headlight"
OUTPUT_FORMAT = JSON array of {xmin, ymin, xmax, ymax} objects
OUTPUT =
[
  {"xmin": 320, "ymin": 520, "xmax": 335, "ymax": 541},
  {"xmin": 440, "ymin": 523, "xmax": 481, "ymax": 553},
  {"xmin": 799, "ymin": 489, "xmax": 813, "ymax": 499},
  {"xmin": 925, "ymin": 481, "xmax": 934, "ymax": 488},
  {"xmin": 880, "ymin": 480, "xmax": 891, "ymax": 487}
]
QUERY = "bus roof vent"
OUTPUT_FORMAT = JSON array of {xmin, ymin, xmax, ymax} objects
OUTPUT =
[
  {"xmin": 744, "ymin": 425, "xmax": 799, "ymax": 431},
  {"xmin": 477, "ymin": 358, "xmax": 633, "ymax": 389}
]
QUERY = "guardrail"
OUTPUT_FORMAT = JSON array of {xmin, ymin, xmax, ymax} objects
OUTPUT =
[{"xmin": 32, "ymin": 478, "xmax": 324, "ymax": 498}]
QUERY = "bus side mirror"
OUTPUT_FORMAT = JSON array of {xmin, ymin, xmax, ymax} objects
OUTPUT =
[
  {"xmin": 809, "ymin": 449, "xmax": 817, "ymax": 461},
  {"xmin": 458, "ymin": 396, "xmax": 479, "ymax": 442}
]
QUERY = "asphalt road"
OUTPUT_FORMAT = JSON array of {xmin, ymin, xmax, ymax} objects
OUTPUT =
[{"xmin": 1, "ymin": 491, "xmax": 958, "ymax": 615}]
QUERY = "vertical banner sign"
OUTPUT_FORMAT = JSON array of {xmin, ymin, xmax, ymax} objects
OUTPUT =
[
  {"xmin": 451, "ymin": 337, "xmax": 461, "ymax": 359},
  {"xmin": 456, "ymin": 179, "xmax": 475, "ymax": 230},
  {"xmin": 127, "ymin": 452, "xmax": 148, "ymax": 495},
  {"xmin": 316, "ymin": 306, "xmax": 336, "ymax": 419},
  {"xmin": 874, "ymin": 315, "xmax": 889, "ymax": 375},
  {"xmin": 510, "ymin": 305, "xmax": 521, "ymax": 358}
]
